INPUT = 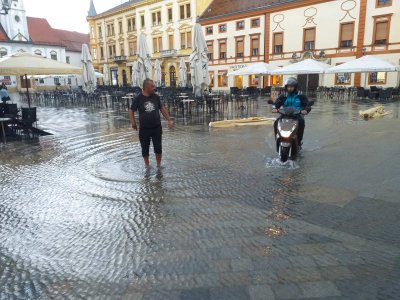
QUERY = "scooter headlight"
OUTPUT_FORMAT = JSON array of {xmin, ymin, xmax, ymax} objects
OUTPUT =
[{"xmin": 278, "ymin": 123, "xmax": 297, "ymax": 138}]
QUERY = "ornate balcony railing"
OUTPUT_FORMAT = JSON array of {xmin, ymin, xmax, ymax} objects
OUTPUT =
[
  {"xmin": 160, "ymin": 49, "xmax": 177, "ymax": 58},
  {"xmin": 114, "ymin": 55, "xmax": 127, "ymax": 63}
]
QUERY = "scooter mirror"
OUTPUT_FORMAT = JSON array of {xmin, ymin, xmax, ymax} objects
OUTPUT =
[{"xmin": 267, "ymin": 100, "xmax": 274, "ymax": 104}]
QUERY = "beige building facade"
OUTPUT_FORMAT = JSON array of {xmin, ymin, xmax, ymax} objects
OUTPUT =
[
  {"xmin": 200, "ymin": 0, "xmax": 400, "ymax": 90},
  {"xmin": 87, "ymin": 0, "xmax": 212, "ymax": 87}
]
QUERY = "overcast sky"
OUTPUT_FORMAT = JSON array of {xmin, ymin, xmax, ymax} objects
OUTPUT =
[{"xmin": 24, "ymin": 0, "xmax": 125, "ymax": 33}]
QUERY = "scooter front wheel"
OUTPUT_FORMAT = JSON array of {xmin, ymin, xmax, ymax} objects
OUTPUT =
[{"xmin": 280, "ymin": 146, "xmax": 290, "ymax": 162}]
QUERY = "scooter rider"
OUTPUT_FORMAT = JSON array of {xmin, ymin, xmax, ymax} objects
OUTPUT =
[{"xmin": 272, "ymin": 77, "xmax": 311, "ymax": 146}]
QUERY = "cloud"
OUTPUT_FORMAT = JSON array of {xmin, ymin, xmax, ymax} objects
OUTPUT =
[{"xmin": 24, "ymin": 0, "xmax": 123, "ymax": 33}]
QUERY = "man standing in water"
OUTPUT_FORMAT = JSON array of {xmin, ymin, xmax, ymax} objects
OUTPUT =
[{"xmin": 129, "ymin": 79, "xmax": 174, "ymax": 168}]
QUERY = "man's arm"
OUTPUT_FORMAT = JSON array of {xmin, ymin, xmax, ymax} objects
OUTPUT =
[
  {"xmin": 273, "ymin": 94, "xmax": 285, "ymax": 109},
  {"xmin": 129, "ymin": 109, "xmax": 137, "ymax": 130},
  {"xmin": 272, "ymin": 94, "xmax": 285, "ymax": 112},
  {"xmin": 160, "ymin": 106, "xmax": 174, "ymax": 129},
  {"xmin": 300, "ymin": 95, "xmax": 311, "ymax": 114}
]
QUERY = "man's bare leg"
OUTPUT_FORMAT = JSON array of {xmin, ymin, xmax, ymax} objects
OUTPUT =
[
  {"xmin": 156, "ymin": 154, "xmax": 162, "ymax": 168},
  {"xmin": 143, "ymin": 156, "xmax": 150, "ymax": 168}
]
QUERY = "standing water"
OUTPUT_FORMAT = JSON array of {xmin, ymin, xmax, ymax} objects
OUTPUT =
[{"xmin": 1, "ymin": 95, "xmax": 400, "ymax": 299}]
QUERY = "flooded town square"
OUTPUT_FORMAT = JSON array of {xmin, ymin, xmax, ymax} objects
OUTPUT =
[
  {"xmin": 1, "ymin": 96, "xmax": 399, "ymax": 299},
  {"xmin": 1, "ymin": 0, "xmax": 400, "ymax": 298}
]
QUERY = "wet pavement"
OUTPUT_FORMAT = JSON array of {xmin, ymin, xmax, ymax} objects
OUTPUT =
[{"xmin": 0, "ymin": 96, "xmax": 400, "ymax": 299}]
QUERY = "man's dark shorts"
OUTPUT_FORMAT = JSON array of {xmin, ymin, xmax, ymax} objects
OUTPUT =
[{"xmin": 138, "ymin": 126, "xmax": 162, "ymax": 157}]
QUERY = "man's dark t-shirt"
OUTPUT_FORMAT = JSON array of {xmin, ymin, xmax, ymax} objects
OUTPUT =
[{"xmin": 131, "ymin": 94, "xmax": 162, "ymax": 129}]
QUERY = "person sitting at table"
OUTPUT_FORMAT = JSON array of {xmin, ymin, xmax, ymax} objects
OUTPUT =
[{"xmin": 0, "ymin": 86, "xmax": 10, "ymax": 103}]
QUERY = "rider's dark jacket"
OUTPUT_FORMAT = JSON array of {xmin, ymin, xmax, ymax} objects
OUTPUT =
[{"xmin": 273, "ymin": 91, "xmax": 312, "ymax": 113}]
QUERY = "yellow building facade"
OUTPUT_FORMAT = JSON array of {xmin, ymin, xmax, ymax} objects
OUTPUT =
[{"xmin": 87, "ymin": 0, "xmax": 212, "ymax": 87}]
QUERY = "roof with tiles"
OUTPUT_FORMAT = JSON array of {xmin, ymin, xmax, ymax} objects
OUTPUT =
[
  {"xmin": 27, "ymin": 17, "xmax": 62, "ymax": 47},
  {"xmin": 200, "ymin": 0, "xmax": 302, "ymax": 21},
  {"xmin": 0, "ymin": 24, "xmax": 8, "ymax": 42},
  {"xmin": 54, "ymin": 29, "xmax": 90, "ymax": 52}
]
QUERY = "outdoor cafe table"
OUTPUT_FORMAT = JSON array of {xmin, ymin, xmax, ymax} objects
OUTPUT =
[
  {"xmin": 0, "ymin": 117, "xmax": 11, "ymax": 144},
  {"xmin": 182, "ymin": 99, "xmax": 195, "ymax": 114}
]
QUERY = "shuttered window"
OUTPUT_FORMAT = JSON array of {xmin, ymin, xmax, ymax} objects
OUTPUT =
[
  {"xmin": 340, "ymin": 23, "xmax": 354, "ymax": 48},
  {"xmin": 169, "ymin": 35, "xmax": 174, "ymax": 50},
  {"xmin": 273, "ymin": 33, "xmax": 283, "ymax": 54},
  {"xmin": 304, "ymin": 28, "xmax": 315, "ymax": 50},
  {"xmin": 181, "ymin": 32, "xmax": 186, "ymax": 49},
  {"xmin": 236, "ymin": 39, "xmax": 244, "ymax": 57},
  {"xmin": 158, "ymin": 37, "xmax": 163, "ymax": 52},
  {"xmin": 219, "ymin": 41, "xmax": 227, "ymax": 59},
  {"xmin": 129, "ymin": 41, "xmax": 136, "ymax": 56},
  {"xmin": 207, "ymin": 42, "xmax": 213, "ymax": 60},
  {"xmin": 375, "ymin": 21, "xmax": 388, "ymax": 44},
  {"xmin": 153, "ymin": 38, "xmax": 158, "ymax": 52},
  {"xmin": 251, "ymin": 37, "xmax": 259, "ymax": 56},
  {"xmin": 187, "ymin": 31, "xmax": 192, "ymax": 48}
]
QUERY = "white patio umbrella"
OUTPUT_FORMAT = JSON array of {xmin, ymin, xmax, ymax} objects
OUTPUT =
[
  {"xmin": 131, "ymin": 61, "xmax": 139, "ymax": 87},
  {"xmin": 154, "ymin": 59, "xmax": 162, "ymax": 87},
  {"xmin": 81, "ymin": 44, "xmax": 97, "ymax": 94},
  {"xmin": 227, "ymin": 62, "xmax": 277, "ymax": 92},
  {"xmin": 189, "ymin": 23, "xmax": 210, "ymax": 97},
  {"xmin": 227, "ymin": 62, "xmax": 277, "ymax": 76},
  {"xmin": 136, "ymin": 33, "xmax": 152, "ymax": 88},
  {"xmin": 102, "ymin": 64, "xmax": 110, "ymax": 85},
  {"xmin": 95, "ymin": 71, "xmax": 103, "ymax": 78},
  {"xmin": 179, "ymin": 57, "xmax": 187, "ymax": 88},
  {"xmin": 325, "ymin": 55, "xmax": 400, "ymax": 87},
  {"xmin": 0, "ymin": 52, "xmax": 82, "ymax": 107},
  {"xmin": 271, "ymin": 59, "xmax": 331, "ymax": 93}
]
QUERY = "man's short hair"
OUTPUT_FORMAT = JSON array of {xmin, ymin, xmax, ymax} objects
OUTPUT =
[{"xmin": 143, "ymin": 79, "xmax": 154, "ymax": 88}]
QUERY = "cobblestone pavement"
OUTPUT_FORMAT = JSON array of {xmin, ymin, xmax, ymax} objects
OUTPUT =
[{"xmin": 0, "ymin": 99, "xmax": 399, "ymax": 299}]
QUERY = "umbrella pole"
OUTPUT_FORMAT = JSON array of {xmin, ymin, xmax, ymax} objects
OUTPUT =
[
  {"xmin": 25, "ymin": 74, "xmax": 31, "ymax": 109},
  {"xmin": 306, "ymin": 74, "xmax": 309, "ymax": 96},
  {"xmin": 364, "ymin": 72, "xmax": 367, "ymax": 88}
]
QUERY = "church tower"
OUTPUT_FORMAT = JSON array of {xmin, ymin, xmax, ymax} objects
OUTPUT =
[{"xmin": 0, "ymin": 0, "xmax": 30, "ymax": 41}]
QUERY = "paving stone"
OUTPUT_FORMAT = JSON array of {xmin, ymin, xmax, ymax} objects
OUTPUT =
[
  {"xmin": 208, "ymin": 259, "xmax": 231, "ymax": 273},
  {"xmin": 318, "ymin": 266, "xmax": 355, "ymax": 281},
  {"xmin": 288, "ymin": 256, "xmax": 317, "ymax": 268},
  {"xmin": 312, "ymin": 254, "xmax": 341, "ymax": 267},
  {"xmin": 335, "ymin": 279, "xmax": 379, "ymax": 300},
  {"xmin": 231, "ymin": 258, "xmax": 254, "ymax": 272},
  {"xmin": 299, "ymin": 281, "xmax": 341, "ymax": 298},
  {"xmin": 248, "ymin": 284, "xmax": 275, "ymax": 300},
  {"xmin": 122, "ymin": 292, "xmax": 144, "ymax": 300},
  {"xmin": 180, "ymin": 288, "xmax": 210, "ymax": 300},
  {"xmin": 219, "ymin": 272, "xmax": 253, "ymax": 286},
  {"xmin": 210, "ymin": 286, "xmax": 250, "ymax": 300},
  {"xmin": 251, "ymin": 271, "xmax": 279, "ymax": 285},
  {"xmin": 272, "ymin": 283, "xmax": 303, "ymax": 299},
  {"xmin": 290, "ymin": 244, "xmax": 326, "ymax": 256},
  {"xmin": 142, "ymin": 290, "xmax": 181, "ymax": 300},
  {"xmin": 276, "ymin": 268, "xmax": 322, "ymax": 284}
]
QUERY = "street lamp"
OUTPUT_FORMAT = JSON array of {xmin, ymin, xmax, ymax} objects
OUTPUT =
[{"xmin": 0, "ymin": 0, "xmax": 15, "ymax": 15}]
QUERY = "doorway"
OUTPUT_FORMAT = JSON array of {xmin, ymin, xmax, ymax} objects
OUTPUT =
[
  {"xmin": 111, "ymin": 69, "xmax": 118, "ymax": 86},
  {"xmin": 20, "ymin": 76, "xmax": 31, "ymax": 89},
  {"xmin": 297, "ymin": 74, "xmax": 319, "ymax": 93},
  {"xmin": 234, "ymin": 76, "xmax": 243, "ymax": 89},
  {"xmin": 169, "ymin": 66, "xmax": 176, "ymax": 87},
  {"xmin": 122, "ymin": 69, "xmax": 127, "ymax": 86}
]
